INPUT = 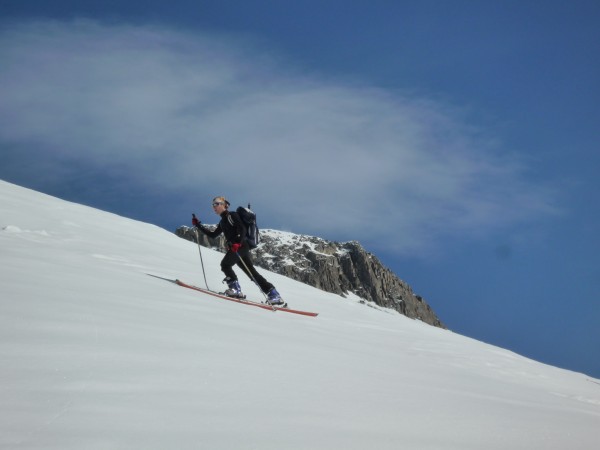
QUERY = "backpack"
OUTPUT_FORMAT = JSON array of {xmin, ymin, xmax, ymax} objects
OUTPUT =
[{"xmin": 236, "ymin": 204, "xmax": 260, "ymax": 249}]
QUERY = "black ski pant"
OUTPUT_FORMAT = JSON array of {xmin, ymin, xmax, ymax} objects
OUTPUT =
[{"xmin": 221, "ymin": 245, "xmax": 274, "ymax": 294}]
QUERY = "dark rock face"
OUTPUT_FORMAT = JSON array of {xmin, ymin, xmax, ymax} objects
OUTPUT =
[{"xmin": 175, "ymin": 226, "xmax": 444, "ymax": 328}]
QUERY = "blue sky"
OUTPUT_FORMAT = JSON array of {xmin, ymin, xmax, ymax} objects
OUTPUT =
[{"xmin": 1, "ymin": 1, "xmax": 599, "ymax": 377}]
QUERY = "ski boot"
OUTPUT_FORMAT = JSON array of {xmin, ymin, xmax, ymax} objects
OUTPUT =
[
  {"xmin": 223, "ymin": 279, "xmax": 246, "ymax": 299},
  {"xmin": 266, "ymin": 288, "xmax": 286, "ymax": 307}
]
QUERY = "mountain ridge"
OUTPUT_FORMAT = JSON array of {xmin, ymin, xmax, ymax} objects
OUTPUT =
[{"xmin": 176, "ymin": 226, "xmax": 444, "ymax": 328}]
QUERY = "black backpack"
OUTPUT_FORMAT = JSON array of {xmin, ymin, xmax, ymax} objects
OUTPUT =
[{"xmin": 236, "ymin": 205, "xmax": 260, "ymax": 249}]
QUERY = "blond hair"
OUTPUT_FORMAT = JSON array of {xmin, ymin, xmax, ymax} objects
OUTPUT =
[{"xmin": 212, "ymin": 196, "xmax": 230, "ymax": 208}]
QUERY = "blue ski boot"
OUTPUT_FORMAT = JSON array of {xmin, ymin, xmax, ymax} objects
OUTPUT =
[
  {"xmin": 266, "ymin": 288, "xmax": 285, "ymax": 306},
  {"xmin": 224, "ymin": 279, "xmax": 245, "ymax": 299}
]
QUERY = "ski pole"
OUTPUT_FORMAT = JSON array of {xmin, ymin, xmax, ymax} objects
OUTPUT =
[
  {"xmin": 235, "ymin": 251, "xmax": 270, "ymax": 303},
  {"xmin": 192, "ymin": 214, "xmax": 210, "ymax": 291}
]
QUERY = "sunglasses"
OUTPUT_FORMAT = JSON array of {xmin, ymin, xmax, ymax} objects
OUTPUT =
[{"xmin": 212, "ymin": 202, "xmax": 224, "ymax": 207}]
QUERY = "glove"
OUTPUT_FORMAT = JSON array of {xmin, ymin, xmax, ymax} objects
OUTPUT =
[
  {"xmin": 192, "ymin": 214, "xmax": 201, "ymax": 227},
  {"xmin": 231, "ymin": 243, "xmax": 242, "ymax": 253}
]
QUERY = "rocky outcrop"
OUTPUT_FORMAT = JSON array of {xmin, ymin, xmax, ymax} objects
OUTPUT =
[{"xmin": 175, "ymin": 226, "xmax": 444, "ymax": 328}]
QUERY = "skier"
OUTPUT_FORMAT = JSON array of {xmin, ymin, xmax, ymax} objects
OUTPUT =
[{"xmin": 192, "ymin": 196, "xmax": 284, "ymax": 305}]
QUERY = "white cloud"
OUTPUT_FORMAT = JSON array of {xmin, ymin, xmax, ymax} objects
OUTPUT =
[{"xmin": 0, "ymin": 19, "xmax": 559, "ymax": 255}]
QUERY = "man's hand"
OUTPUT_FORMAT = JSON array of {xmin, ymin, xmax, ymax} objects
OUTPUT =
[{"xmin": 192, "ymin": 214, "xmax": 201, "ymax": 227}]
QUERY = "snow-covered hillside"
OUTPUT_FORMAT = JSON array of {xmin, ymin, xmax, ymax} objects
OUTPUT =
[{"xmin": 1, "ymin": 180, "xmax": 598, "ymax": 449}]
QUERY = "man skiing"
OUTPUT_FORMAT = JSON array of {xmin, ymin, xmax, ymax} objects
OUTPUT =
[{"xmin": 192, "ymin": 196, "xmax": 284, "ymax": 305}]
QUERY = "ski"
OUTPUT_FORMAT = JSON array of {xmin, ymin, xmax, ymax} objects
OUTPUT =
[
  {"xmin": 174, "ymin": 279, "xmax": 319, "ymax": 317},
  {"xmin": 215, "ymin": 290, "xmax": 288, "ymax": 309}
]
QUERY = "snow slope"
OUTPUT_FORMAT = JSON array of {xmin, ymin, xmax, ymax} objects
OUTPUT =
[{"xmin": 1, "ymin": 180, "xmax": 598, "ymax": 449}]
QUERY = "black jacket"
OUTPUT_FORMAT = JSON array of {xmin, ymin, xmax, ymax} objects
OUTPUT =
[{"xmin": 198, "ymin": 210, "xmax": 246, "ymax": 247}]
